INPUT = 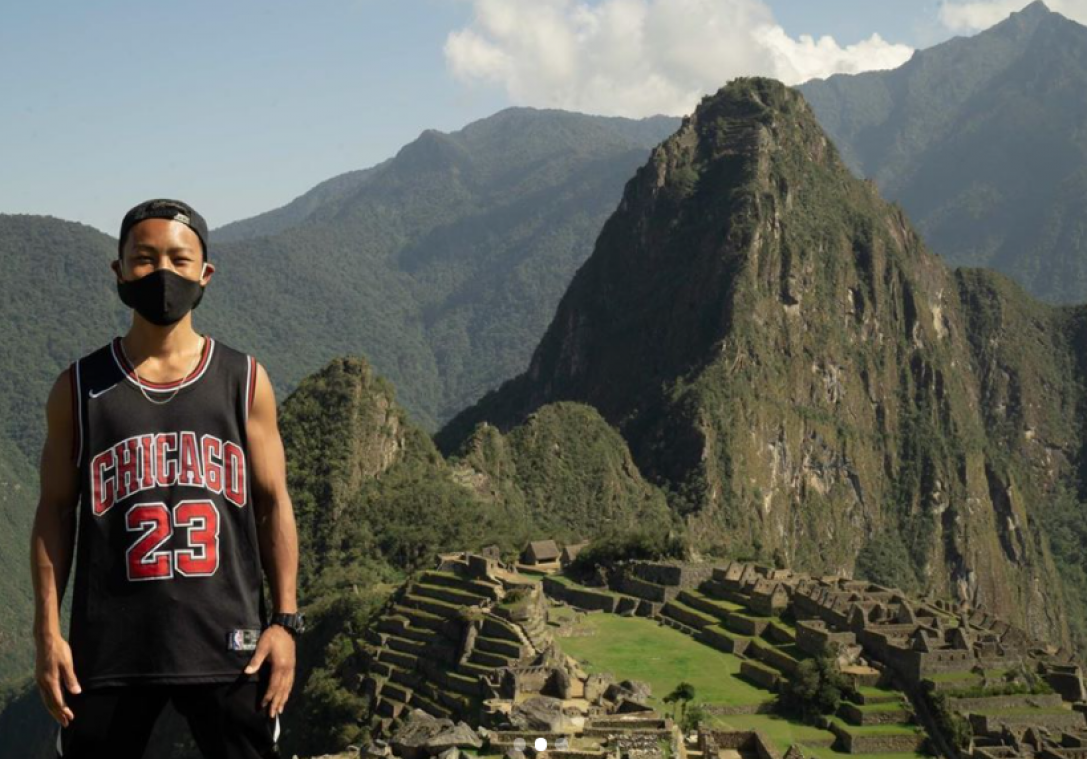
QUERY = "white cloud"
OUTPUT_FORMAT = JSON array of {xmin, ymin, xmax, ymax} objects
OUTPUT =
[
  {"xmin": 938, "ymin": 0, "xmax": 1087, "ymax": 31},
  {"xmin": 443, "ymin": 0, "xmax": 915, "ymax": 118}
]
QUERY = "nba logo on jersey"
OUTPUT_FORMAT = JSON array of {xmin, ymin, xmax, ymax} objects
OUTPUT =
[{"xmin": 227, "ymin": 628, "xmax": 261, "ymax": 651}]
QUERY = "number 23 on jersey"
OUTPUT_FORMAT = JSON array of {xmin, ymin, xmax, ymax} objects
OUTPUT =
[{"xmin": 126, "ymin": 499, "xmax": 220, "ymax": 581}]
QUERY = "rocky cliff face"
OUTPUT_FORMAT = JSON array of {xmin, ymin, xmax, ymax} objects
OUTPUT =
[{"xmin": 437, "ymin": 77, "xmax": 1087, "ymax": 648}]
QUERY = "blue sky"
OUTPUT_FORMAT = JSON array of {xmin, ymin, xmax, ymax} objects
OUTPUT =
[{"xmin": 0, "ymin": 0, "xmax": 1050, "ymax": 235}]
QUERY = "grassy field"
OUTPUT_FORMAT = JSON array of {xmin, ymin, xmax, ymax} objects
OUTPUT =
[
  {"xmin": 708, "ymin": 713, "xmax": 833, "ymax": 747},
  {"xmin": 559, "ymin": 613, "xmax": 772, "ymax": 707},
  {"xmin": 547, "ymin": 574, "xmax": 622, "ymax": 597},
  {"xmin": 708, "ymin": 714, "xmax": 929, "ymax": 759},
  {"xmin": 825, "ymin": 716, "xmax": 922, "ymax": 736},
  {"xmin": 557, "ymin": 611, "xmax": 932, "ymax": 759}
]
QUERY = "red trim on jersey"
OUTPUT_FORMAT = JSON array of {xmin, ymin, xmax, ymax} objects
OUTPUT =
[{"xmin": 112, "ymin": 336, "xmax": 213, "ymax": 389}]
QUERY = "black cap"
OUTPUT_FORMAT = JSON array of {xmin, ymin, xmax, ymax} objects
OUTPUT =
[{"xmin": 118, "ymin": 198, "xmax": 209, "ymax": 261}]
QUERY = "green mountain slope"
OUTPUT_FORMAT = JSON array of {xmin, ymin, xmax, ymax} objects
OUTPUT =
[
  {"xmin": 798, "ymin": 0, "xmax": 1087, "ymax": 304},
  {"xmin": 203, "ymin": 107, "xmax": 679, "ymax": 430},
  {"xmin": 280, "ymin": 356, "xmax": 673, "ymax": 589},
  {"xmin": 436, "ymin": 77, "xmax": 1087, "ymax": 653},
  {"xmin": 211, "ymin": 159, "xmax": 393, "ymax": 243}
]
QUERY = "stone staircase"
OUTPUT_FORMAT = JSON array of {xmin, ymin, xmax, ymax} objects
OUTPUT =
[{"xmin": 360, "ymin": 563, "xmax": 551, "ymax": 733}]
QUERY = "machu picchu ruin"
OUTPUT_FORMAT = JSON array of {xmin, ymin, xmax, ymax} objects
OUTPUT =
[{"xmin": 334, "ymin": 542, "xmax": 1087, "ymax": 759}]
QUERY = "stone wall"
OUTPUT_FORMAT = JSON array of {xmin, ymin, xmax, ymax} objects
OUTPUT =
[
  {"xmin": 699, "ymin": 730, "xmax": 782, "ymax": 759},
  {"xmin": 542, "ymin": 577, "xmax": 617, "ymax": 613},
  {"xmin": 969, "ymin": 709, "xmax": 1086, "ymax": 733},
  {"xmin": 740, "ymin": 661, "xmax": 780, "ymax": 691},
  {"xmin": 631, "ymin": 562, "xmax": 717, "ymax": 589},
  {"xmin": 796, "ymin": 620, "xmax": 855, "ymax": 657},
  {"xmin": 837, "ymin": 702, "xmax": 909, "ymax": 726},
  {"xmin": 751, "ymin": 644, "xmax": 800, "ymax": 676},
  {"xmin": 1046, "ymin": 665, "xmax": 1087, "ymax": 702},
  {"xmin": 725, "ymin": 612, "xmax": 769, "ymax": 637},
  {"xmin": 615, "ymin": 574, "xmax": 677, "ymax": 603},
  {"xmin": 949, "ymin": 693, "xmax": 1064, "ymax": 712},
  {"xmin": 698, "ymin": 625, "xmax": 752, "ymax": 656},
  {"xmin": 829, "ymin": 723, "xmax": 924, "ymax": 754},
  {"xmin": 663, "ymin": 602, "xmax": 715, "ymax": 630}
]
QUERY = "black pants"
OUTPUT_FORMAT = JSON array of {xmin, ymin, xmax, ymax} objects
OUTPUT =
[{"xmin": 54, "ymin": 671, "xmax": 281, "ymax": 759}]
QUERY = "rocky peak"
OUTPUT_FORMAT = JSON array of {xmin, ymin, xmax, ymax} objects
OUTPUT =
[{"xmin": 438, "ymin": 76, "xmax": 1079, "ymax": 649}]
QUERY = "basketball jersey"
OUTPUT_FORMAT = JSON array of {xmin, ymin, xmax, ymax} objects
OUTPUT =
[{"xmin": 67, "ymin": 334, "xmax": 268, "ymax": 688}]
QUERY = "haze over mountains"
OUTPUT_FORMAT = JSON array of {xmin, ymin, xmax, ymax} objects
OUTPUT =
[{"xmin": 799, "ymin": 0, "xmax": 1087, "ymax": 305}]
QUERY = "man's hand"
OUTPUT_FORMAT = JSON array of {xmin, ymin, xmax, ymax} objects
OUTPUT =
[
  {"xmin": 35, "ymin": 632, "xmax": 81, "ymax": 727},
  {"xmin": 243, "ymin": 625, "xmax": 296, "ymax": 718}
]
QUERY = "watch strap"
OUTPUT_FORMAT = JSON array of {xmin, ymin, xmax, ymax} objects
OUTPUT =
[{"xmin": 270, "ymin": 611, "xmax": 305, "ymax": 636}]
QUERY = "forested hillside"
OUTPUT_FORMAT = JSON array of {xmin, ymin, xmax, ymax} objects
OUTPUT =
[{"xmin": 799, "ymin": 0, "xmax": 1087, "ymax": 304}]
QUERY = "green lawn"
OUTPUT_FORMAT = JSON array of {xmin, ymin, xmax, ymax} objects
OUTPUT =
[
  {"xmin": 548, "ymin": 605, "xmax": 579, "ymax": 625},
  {"xmin": 925, "ymin": 667, "xmax": 1011, "ymax": 684},
  {"xmin": 709, "ymin": 713, "xmax": 834, "ymax": 748},
  {"xmin": 923, "ymin": 670, "xmax": 979, "ymax": 684},
  {"xmin": 559, "ymin": 614, "xmax": 772, "ymax": 707},
  {"xmin": 558, "ymin": 613, "xmax": 930, "ymax": 759},
  {"xmin": 683, "ymin": 589, "xmax": 743, "ymax": 612},
  {"xmin": 973, "ymin": 706, "xmax": 1073, "ymax": 716},
  {"xmin": 807, "ymin": 750, "xmax": 929, "ymax": 759},
  {"xmin": 826, "ymin": 716, "xmax": 922, "ymax": 736},
  {"xmin": 709, "ymin": 715, "xmax": 930, "ymax": 759},
  {"xmin": 858, "ymin": 700, "xmax": 909, "ymax": 712},
  {"xmin": 548, "ymin": 574, "xmax": 622, "ymax": 598},
  {"xmin": 855, "ymin": 685, "xmax": 902, "ymax": 701}
]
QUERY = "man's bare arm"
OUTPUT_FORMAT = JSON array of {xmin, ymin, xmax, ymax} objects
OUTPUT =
[
  {"xmin": 247, "ymin": 362, "xmax": 298, "ymax": 615},
  {"xmin": 30, "ymin": 368, "xmax": 82, "ymax": 726},
  {"xmin": 242, "ymin": 361, "xmax": 299, "ymax": 718}
]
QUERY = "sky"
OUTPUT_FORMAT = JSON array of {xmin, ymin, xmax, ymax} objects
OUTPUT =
[{"xmin": 1, "ymin": 0, "xmax": 1082, "ymax": 236}]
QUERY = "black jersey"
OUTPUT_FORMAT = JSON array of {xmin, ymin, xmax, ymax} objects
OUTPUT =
[{"xmin": 67, "ymin": 334, "xmax": 268, "ymax": 688}]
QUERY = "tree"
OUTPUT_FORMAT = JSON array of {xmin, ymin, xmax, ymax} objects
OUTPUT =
[
  {"xmin": 681, "ymin": 703, "xmax": 707, "ymax": 733},
  {"xmin": 777, "ymin": 652, "xmax": 848, "ymax": 723},
  {"xmin": 664, "ymin": 682, "xmax": 697, "ymax": 722}
]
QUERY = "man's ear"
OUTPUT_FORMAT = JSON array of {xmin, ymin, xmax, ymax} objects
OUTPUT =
[
  {"xmin": 110, "ymin": 259, "xmax": 123, "ymax": 281},
  {"xmin": 200, "ymin": 261, "xmax": 215, "ymax": 285}
]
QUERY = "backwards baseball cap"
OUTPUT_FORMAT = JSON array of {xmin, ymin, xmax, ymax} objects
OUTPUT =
[{"xmin": 118, "ymin": 198, "xmax": 209, "ymax": 261}]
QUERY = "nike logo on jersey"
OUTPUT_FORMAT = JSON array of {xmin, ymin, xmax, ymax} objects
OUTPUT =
[{"xmin": 88, "ymin": 384, "xmax": 117, "ymax": 399}]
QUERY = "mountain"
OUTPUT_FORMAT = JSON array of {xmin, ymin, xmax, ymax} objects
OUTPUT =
[
  {"xmin": 211, "ymin": 159, "xmax": 393, "ymax": 243},
  {"xmin": 798, "ymin": 0, "xmax": 1087, "ymax": 304},
  {"xmin": 436, "ymin": 77, "xmax": 1087, "ymax": 654},
  {"xmin": 202, "ymin": 107, "xmax": 680, "ymax": 430},
  {"xmin": 0, "ymin": 107, "xmax": 677, "ymax": 686}
]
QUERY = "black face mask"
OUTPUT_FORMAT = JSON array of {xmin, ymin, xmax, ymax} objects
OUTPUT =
[{"xmin": 116, "ymin": 266, "xmax": 207, "ymax": 326}]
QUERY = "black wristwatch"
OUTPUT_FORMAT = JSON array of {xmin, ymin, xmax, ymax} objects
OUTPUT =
[{"xmin": 270, "ymin": 611, "xmax": 306, "ymax": 638}]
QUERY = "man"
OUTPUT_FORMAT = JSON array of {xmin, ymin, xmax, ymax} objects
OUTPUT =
[{"xmin": 29, "ymin": 198, "xmax": 304, "ymax": 759}]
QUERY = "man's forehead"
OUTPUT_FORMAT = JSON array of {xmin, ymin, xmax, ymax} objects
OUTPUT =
[{"xmin": 126, "ymin": 218, "xmax": 201, "ymax": 249}]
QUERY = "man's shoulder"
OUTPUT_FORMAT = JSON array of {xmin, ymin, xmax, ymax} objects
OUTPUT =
[
  {"xmin": 208, "ymin": 335, "xmax": 253, "ymax": 362},
  {"xmin": 206, "ymin": 336, "xmax": 263, "ymax": 379},
  {"xmin": 70, "ymin": 336, "xmax": 118, "ymax": 369}
]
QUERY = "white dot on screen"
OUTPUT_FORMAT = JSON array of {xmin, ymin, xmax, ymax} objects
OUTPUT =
[{"xmin": 535, "ymin": 737, "xmax": 548, "ymax": 751}]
